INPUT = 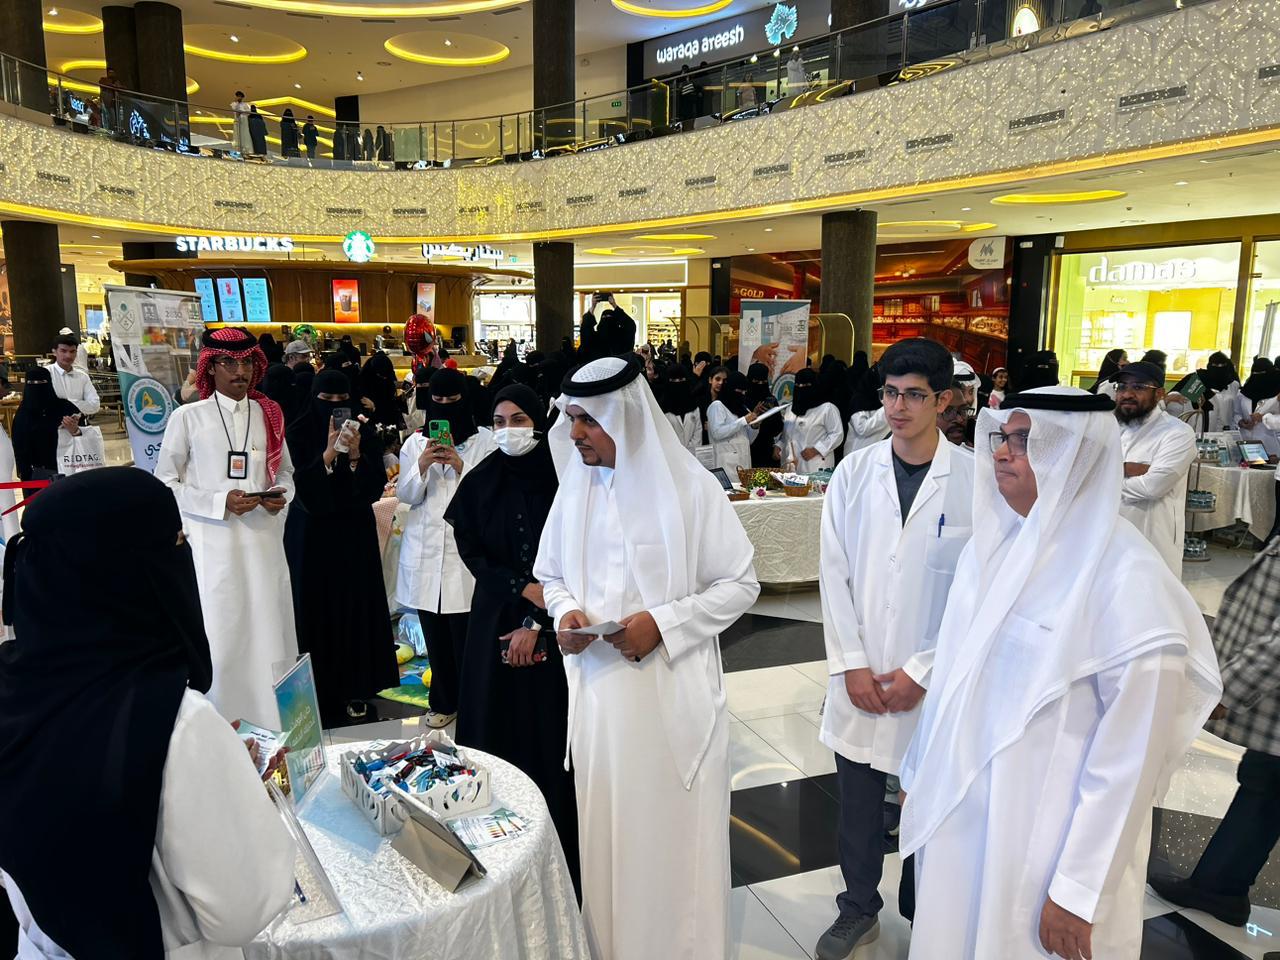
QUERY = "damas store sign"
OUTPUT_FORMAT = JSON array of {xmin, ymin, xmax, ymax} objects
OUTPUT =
[
  {"xmin": 641, "ymin": 0, "xmax": 831, "ymax": 78},
  {"xmin": 1086, "ymin": 254, "xmax": 1200, "ymax": 285}
]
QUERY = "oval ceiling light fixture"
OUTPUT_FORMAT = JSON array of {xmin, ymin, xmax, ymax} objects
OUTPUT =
[
  {"xmin": 990, "ymin": 189, "xmax": 1126, "ymax": 205},
  {"xmin": 43, "ymin": 7, "xmax": 101, "ymax": 34},
  {"xmin": 206, "ymin": 0, "xmax": 524, "ymax": 18},
  {"xmin": 384, "ymin": 31, "xmax": 511, "ymax": 66},
  {"xmin": 877, "ymin": 220, "xmax": 999, "ymax": 236},
  {"xmin": 632, "ymin": 232, "xmax": 716, "ymax": 241},
  {"xmin": 611, "ymin": 0, "xmax": 732, "ymax": 17},
  {"xmin": 57, "ymin": 58, "xmax": 199, "ymax": 94},
  {"xmin": 584, "ymin": 245, "xmax": 705, "ymax": 257},
  {"xmin": 183, "ymin": 24, "xmax": 308, "ymax": 64}
]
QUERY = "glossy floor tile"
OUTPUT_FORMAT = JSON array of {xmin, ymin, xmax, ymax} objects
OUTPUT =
[
  {"xmin": 721, "ymin": 614, "xmax": 827, "ymax": 673},
  {"xmin": 730, "ymin": 777, "xmax": 842, "ymax": 886},
  {"xmin": 1183, "ymin": 544, "xmax": 1258, "ymax": 618},
  {"xmin": 1173, "ymin": 902, "xmax": 1280, "ymax": 959},
  {"xmin": 1141, "ymin": 913, "xmax": 1252, "ymax": 959},
  {"xmin": 1151, "ymin": 808, "xmax": 1280, "ymax": 913},
  {"xmin": 729, "ymin": 887, "xmax": 810, "ymax": 960},
  {"xmin": 731, "ymin": 721, "xmax": 806, "ymax": 790},
  {"xmin": 726, "ymin": 664, "xmax": 828, "ymax": 722},
  {"xmin": 1161, "ymin": 733, "xmax": 1243, "ymax": 820},
  {"xmin": 744, "ymin": 712, "xmax": 837, "ymax": 778}
]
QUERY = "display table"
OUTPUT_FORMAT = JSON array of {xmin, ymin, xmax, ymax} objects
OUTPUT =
[
  {"xmin": 732, "ymin": 492, "xmax": 824, "ymax": 583},
  {"xmin": 1187, "ymin": 463, "xmax": 1276, "ymax": 542},
  {"xmin": 247, "ymin": 740, "xmax": 588, "ymax": 960}
]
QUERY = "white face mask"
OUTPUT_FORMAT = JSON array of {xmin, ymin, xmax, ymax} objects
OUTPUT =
[{"xmin": 493, "ymin": 426, "xmax": 539, "ymax": 457}]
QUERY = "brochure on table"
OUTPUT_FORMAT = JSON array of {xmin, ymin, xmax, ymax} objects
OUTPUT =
[{"xmin": 273, "ymin": 654, "xmax": 327, "ymax": 808}]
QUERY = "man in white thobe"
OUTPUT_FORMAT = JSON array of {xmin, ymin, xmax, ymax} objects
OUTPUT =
[
  {"xmin": 49, "ymin": 333, "xmax": 100, "ymax": 422},
  {"xmin": 900, "ymin": 387, "xmax": 1222, "ymax": 960},
  {"xmin": 534, "ymin": 356, "xmax": 759, "ymax": 960},
  {"xmin": 1113, "ymin": 361, "xmax": 1197, "ymax": 577},
  {"xmin": 156, "ymin": 327, "xmax": 298, "ymax": 727},
  {"xmin": 816, "ymin": 338, "xmax": 974, "ymax": 959}
]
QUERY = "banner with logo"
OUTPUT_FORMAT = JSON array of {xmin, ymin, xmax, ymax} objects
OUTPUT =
[
  {"xmin": 737, "ymin": 298, "xmax": 812, "ymax": 403},
  {"xmin": 104, "ymin": 285, "xmax": 204, "ymax": 472}
]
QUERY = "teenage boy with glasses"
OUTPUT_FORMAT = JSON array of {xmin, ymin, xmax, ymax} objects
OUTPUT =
[
  {"xmin": 814, "ymin": 338, "xmax": 976, "ymax": 960},
  {"xmin": 1111, "ymin": 360, "xmax": 1197, "ymax": 576}
]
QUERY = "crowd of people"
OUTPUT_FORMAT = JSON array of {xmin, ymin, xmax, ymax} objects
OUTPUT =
[{"xmin": 7, "ymin": 321, "xmax": 1280, "ymax": 960}]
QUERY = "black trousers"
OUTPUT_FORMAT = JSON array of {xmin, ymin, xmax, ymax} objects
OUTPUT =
[
  {"xmin": 835, "ymin": 754, "xmax": 915, "ymax": 921},
  {"xmin": 417, "ymin": 610, "xmax": 469, "ymax": 716},
  {"xmin": 1192, "ymin": 749, "xmax": 1280, "ymax": 896},
  {"xmin": 1267, "ymin": 482, "xmax": 1280, "ymax": 544}
]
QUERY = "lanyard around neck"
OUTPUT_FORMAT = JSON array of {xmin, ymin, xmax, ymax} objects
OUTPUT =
[{"xmin": 214, "ymin": 395, "xmax": 246, "ymax": 452}]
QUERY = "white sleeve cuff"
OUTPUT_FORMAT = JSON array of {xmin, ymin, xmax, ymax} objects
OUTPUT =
[{"xmin": 1048, "ymin": 870, "xmax": 1100, "ymax": 925}]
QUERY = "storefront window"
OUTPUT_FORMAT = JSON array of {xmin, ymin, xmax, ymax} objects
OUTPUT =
[
  {"xmin": 1054, "ymin": 242, "xmax": 1240, "ymax": 387},
  {"xmin": 473, "ymin": 294, "xmax": 535, "ymax": 353},
  {"xmin": 1242, "ymin": 240, "xmax": 1280, "ymax": 364}
]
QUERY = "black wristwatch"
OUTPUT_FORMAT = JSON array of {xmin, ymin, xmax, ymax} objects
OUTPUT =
[{"xmin": 522, "ymin": 616, "xmax": 539, "ymax": 632}]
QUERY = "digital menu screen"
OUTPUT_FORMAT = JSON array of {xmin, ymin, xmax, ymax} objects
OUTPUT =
[
  {"xmin": 193, "ymin": 278, "xmax": 218, "ymax": 323},
  {"xmin": 243, "ymin": 277, "xmax": 271, "ymax": 323},
  {"xmin": 415, "ymin": 281, "xmax": 436, "ymax": 322},
  {"xmin": 215, "ymin": 277, "xmax": 245, "ymax": 324},
  {"xmin": 332, "ymin": 278, "xmax": 360, "ymax": 323}
]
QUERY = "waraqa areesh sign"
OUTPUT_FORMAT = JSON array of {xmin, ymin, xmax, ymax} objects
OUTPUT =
[{"xmin": 641, "ymin": 0, "xmax": 831, "ymax": 78}]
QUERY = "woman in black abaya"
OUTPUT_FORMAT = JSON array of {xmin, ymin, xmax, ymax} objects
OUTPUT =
[
  {"xmin": 12, "ymin": 365, "xmax": 80, "ymax": 481},
  {"xmin": 444, "ymin": 384, "xmax": 579, "ymax": 892},
  {"xmin": 284, "ymin": 369, "xmax": 399, "ymax": 724}
]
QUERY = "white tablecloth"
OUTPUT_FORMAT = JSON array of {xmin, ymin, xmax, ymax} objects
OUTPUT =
[
  {"xmin": 732, "ymin": 492, "xmax": 824, "ymax": 583},
  {"xmin": 247, "ymin": 741, "xmax": 588, "ymax": 960},
  {"xmin": 1186, "ymin": 463, "xmax": 1276, "ymax": 541}
]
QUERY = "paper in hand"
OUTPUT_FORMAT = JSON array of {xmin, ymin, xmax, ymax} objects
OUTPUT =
[
  {"xmin": 752, "ymin": 402, "xmax": 791, "ymax": 424},
  {"xmin": 564, "ymin": 620, "xmax": 626, "ymax": 637}
]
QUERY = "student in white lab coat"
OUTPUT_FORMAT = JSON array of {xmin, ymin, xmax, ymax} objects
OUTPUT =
[
  {"xmin": 397, "ymin": 367, "xmax": 497, "ymax": 728},
  {"xmin": 1112, "ymin": 362, "xmax": 1198, "ymax": 577},
  {"xmin": 0, "ymin": 468, "xmax": 297, "ymax": 960},
  {"xmin": 1167, "ymin": 351, "xmax": 1240, "ymax": 432},
  {"xmin": 900, "ymin": 388, "xmax": 1221, "ymax": 960},
  {"xmin": 707, "ymin": 371, "xmax": 762, "ymax": 474},
  {"xmin": 535, "ymin": 355, "xmax": 759, "ymax": 960},
  {"xmin": 779, "ymin": 367, "xmax": 843, "ymax": 474},
  {"xmin": 843, "ymin": 354, "xmax": 889, "ymax": 458},
  {"xmin": 659, "ymin": 363, "xmax": 701, "ymax": 455},
  {"xmin": 1235, "ymin": 358, "xmax": 1280, "ymax": 450},
  {"xmin": 815, "ymin": 338, "xmax": 975, "ymax": 960},
  {"xmin": 155, "ymin": 328, "xmax": 297, "ymax": 729}
]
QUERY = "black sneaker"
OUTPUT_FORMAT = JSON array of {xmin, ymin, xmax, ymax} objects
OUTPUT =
[
  {"xmin": 1148, "ymin": 874, "xmax": 1252, "ymax": 927},
  {"xmin": 814, "ymin": 913, "xmax": 879, "ymax": 960}
]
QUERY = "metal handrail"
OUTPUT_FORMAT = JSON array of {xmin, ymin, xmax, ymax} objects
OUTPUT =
[{"xmin": 0, "ymin": 0, "xmax": 1210, "ymax": 168}]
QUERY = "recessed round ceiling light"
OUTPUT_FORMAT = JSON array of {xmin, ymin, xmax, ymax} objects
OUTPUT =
[
  {"xmin": 42, "ymin": 8, "xmax": 101, "ymax": 33},
  {"xmin": 990, "ymin": 189, "xmax": 1126, "ymax": 205},
  {"xmin": 444, "ymin": 38, "xmax": 452, "ymax": 45},
  {"xmin": 961, "ymin": 206, "xmax": 972, "ymax": 211},
  {"xmin": 294, "ymin": 82, "xmax": 302, "ymax": 88},
  {"xmin": 747, "ymin": 247, "xmax": 755, "ymax": 252},
  {"xmin": 91, "ymin": 234, "xmax": 101, "ymax": 239},
  {"xmin": 1174, "ymin": 180, "xmax": 1189, "ymax": 186},
  {"xmin": 229, "ymin": 33, "xmax": 239, "ymax": 41},
  {"xmin": 356, "ymin": 71, "xmax": 364, "ymax": 80},
  {"xmin": 633, "ymin": 233, "xmax": 716, "ymax": 241},
  {"xmin": 764, "ymin": 227, "xmax": 774, "ymax": 232},
  {"xmin": 48, "ymin": 7, "xmax": 58, "ymax": 14}
]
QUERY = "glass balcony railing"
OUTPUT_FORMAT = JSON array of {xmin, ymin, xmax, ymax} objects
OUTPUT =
[{"xmin": 0, "ymin": 0, "xmax": 1210, "ymax": 172}]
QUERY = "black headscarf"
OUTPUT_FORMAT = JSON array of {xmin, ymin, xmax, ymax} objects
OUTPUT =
[
  {"xmin": 426, "ymin": 367, "xmax": 477, "ymax": 444},
  {"xmin": 12, "ymin": 365, "xmax": 80, "ymax": 481},
  {"xmin": 661, "ymin": 363, "xmax": 699, "ymax": 416},
  {"xmin": 0, "ymin": 467, "xmax": 211, "ymax": 960},
  {"xmin": 257, "ymin": 333, "xmax": 284, "ymax": 365},
  {"xmin": 818, "ymin": 358, "xmax": 850, "ymax": 421},
  {"xmin": 850, "ymin": 360, "xmax": 881, "ymax": 413},
  {"xmin": 287, "ymin": 369, "xmax": 357, "ymax": 466},
  {"xmin": 1091, "ymin": 348, "xmax": 1127, "ymax": 393},
  {"xmin": 722, "ymin": 371, "xmax": 751, "ymax": 416},
  {"xmin": 1242, "ymin": 357, "xmax": 1280, "ymax": 404},
  {"xmin": 1016, "ymin": 350, "xmax": 1060, "ymax": 391},
  {"xmin": 1200, "ymin": 351, "xmax": 1240, "ymax": 392},
  {"xmin": 359, "ymin": 351, "xmax": 402, "ymax": 428},
  {"xmin": 488, "ymin": 383, "xmax": 557, "ymax": 494},
  {"xmin": 746, "ymin": 362, "xmax": 772, "ymax": 406},
  {"xmin": 263, "ymin": 362, "xmax": 298, "ymax": 422},
  {"xmin": 791, "ymin": 367, "xmax": 821, "ymax": 416}
]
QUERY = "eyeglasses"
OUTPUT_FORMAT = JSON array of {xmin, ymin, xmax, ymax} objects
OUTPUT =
[
  {"xmin": 939, "ymin": 405, "xmax": 968, "ymax": 421},
  {"xmin": 212, "ymin": 357, "xmax": 254, "ymax": 370},
  {"xmin": 1114, "ymin": 382, "xmax": 1158, "ymax": 395},
  {"xmin": 988, "ymin": 430, "xmax": 1030, "ymax": 456},
  {"xmin": 878, "ymin": 385, "xmax": 939, "ymax": 408}
]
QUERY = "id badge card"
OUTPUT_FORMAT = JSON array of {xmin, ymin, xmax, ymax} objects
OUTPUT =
[{"xmin": 228, "ymin": 450, "xmax": 249, "ymax": 480}]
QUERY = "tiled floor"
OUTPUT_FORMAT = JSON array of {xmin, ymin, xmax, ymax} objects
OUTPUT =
[{"xmin": 322, "ymin": 544, "xmax": 1268, "ymax": 960}]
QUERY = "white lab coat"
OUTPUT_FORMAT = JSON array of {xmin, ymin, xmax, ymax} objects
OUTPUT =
[
  {"xmin": 395, "ymin": 428, "xmax": 497, "ymax": 613},
  {"xmin": 779, "ymin": 402, "xmax": 843, "ymax": 474},
  {"xmin": 4, "ymin": 689, "xmax": 297, "ymax": 959},
  {"xmin": 819, "ymin": 435, "xmax": 975, "ymax": 774},
  {"xmin": 908, "ymin": 647, "xmax": 1184, "ymax": 959},
  {"xmin": 665, "ymin": 410, "xmax": 701, "ymax": 456},
  {"xmin": 706, "ymin": 400, "xmax": 756, "ymax": 474},
  {"xmin": 842, "ymin": 408, "xmax": 888, "ymax": 458},
  {"xmin": 1238, "ymin": 395, "xmax": 1280, "ymax": 453},
  {"xmin": 1118, "ymin": 410, "xmax": 1197, "ymax": 577},
  {"xmin": 48, "ymin": 363, "xmax": 100, "ymax": 416},
  {"xmin": 536, "ymin": 467, "xmax": 758, "ymax": 960},
  {"xmin": 155, "ymin": 394, "xmax": 298, "ymax": 728}
]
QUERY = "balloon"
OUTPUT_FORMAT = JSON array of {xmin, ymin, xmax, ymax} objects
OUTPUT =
[{"xmin": 404, "ymin": 314, "xmax": 437, "ymax": 361}]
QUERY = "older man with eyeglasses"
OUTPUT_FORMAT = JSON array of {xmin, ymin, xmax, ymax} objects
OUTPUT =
[{"xmin": 1111, "ymin": 360, "xmax": 1197, "ymax": 576}]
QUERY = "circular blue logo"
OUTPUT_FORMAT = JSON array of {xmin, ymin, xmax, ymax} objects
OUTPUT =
[{"xmin": 126, "ymin": 377, "xmax": 174, "ymax": 434}]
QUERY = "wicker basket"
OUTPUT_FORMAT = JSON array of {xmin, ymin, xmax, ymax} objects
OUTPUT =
[
  {"xmin": 727, "ymin": 490, "xmax": 749, "ymax": 502},
  {"xmin": 781, "ymin": 482, "xmax": 812, "ymax": 497},
  {"xmin": 737, "ymin": 466, "xmax": 785, "ymax": 490}
]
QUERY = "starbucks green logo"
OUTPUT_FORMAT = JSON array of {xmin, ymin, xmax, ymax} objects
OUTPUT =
[
  {"xmin": 343, "ymin": 230, "xmax": 376, "ymax": 263},
  {"xmin": 126, "ymin": 377, "xmax": 174, "ymax": 434}
]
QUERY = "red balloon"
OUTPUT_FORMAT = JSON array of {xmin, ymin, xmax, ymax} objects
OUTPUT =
[{"xmin": 404, "ymin": 314, "xmax": 437, "ymax": 361}]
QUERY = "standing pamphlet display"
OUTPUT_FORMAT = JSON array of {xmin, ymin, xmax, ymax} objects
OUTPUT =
[
  {"xmin": 737, "ymin": 298, "xmax": 812, "ymax": 403},
  {"xmin": 103, "ymin": 285, "xmax": 204, "ymax": 472}
]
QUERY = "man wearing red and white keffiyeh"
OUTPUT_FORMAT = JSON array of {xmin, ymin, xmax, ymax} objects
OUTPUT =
[{"xmin": 155, "ymin": 326, "xmax": 299, "ymax": 728}]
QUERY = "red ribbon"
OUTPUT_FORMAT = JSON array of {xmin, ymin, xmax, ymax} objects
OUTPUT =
[{"xmin": 0, "ymin": 480, "xmax": 52, "ymax": 516}]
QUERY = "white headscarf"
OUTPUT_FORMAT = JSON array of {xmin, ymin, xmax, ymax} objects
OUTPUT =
[
  {"xmin": 545, "ymin": 356, "xmax": 738, "ymax": 787},
  {"xmin": 900, "ymin": 386, "xmax": 1221, "ymax": 856}
]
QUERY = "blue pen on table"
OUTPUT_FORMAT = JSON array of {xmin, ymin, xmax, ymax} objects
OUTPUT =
[
  {"xmin": 294, "ymin": 880, "xmax": 308, "ymax": 905},
  {"xmin": 937, "ymin": 513, "xmax": 945, "ymax": 538}
]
